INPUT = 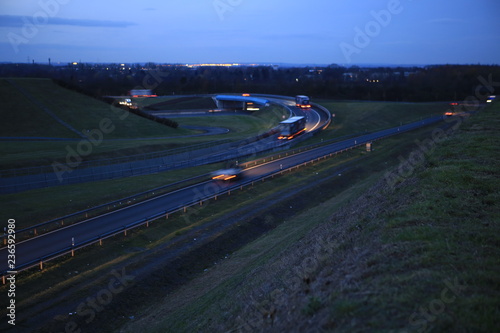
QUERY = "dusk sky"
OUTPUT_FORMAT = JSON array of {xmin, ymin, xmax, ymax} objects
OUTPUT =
[{"xmin": 0, "ymin": 0, "xmax": 499, "ymax": 65}]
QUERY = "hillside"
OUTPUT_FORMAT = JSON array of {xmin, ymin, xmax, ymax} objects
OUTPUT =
[
  {"xmin": 0, "ymin": 78, "xmax": 190, "ymax": 139},
  {"xmin": 123, "ymin": 103, "xmax": 499, "ymax": 332}
]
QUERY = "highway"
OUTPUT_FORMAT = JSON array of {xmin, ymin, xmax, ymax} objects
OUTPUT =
[
  {"xmin": 0, "ymin": 113, "xmax": 443, "ymax": 274},
  {"xmin": 0, "ymin": 99, "xmax": 327, "ymax": 194}
]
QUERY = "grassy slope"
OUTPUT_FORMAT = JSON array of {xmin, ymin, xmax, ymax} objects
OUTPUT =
[
  {"xmin": 314, "ymin": 100, "xmax": 448, "ymax": 140},
  {"xmin": 127, "ymin": 103, "xmax": 499, "ymax": 332},
  {"xmin": 0, "ymin": 80, "xmax": 284, "ymax": 168},
  {"xmin": 1, "ymin": 78, "xmax": 189, "ymax": 139},
  {"xmin": 0, "ymin": 79, "xmax": 76, "ymax": 138}
]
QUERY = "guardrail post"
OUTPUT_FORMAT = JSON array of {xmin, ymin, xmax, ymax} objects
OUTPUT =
[
  {"xmin": 2, "ymin": 275, "xmax": 5, "ymax": 284},
  {"xmin": 39, "ymin": 260, "xmax": 43, "ymax": 270},
  {"xmin": 61, "ymin": 220, "xmax": 64, "ymax": 226},
  {"xmin": 34, "ymin": 228, "xmax": 37, "ymax": 236},
  {"xmin": 184, "ymin": 207, "xmax": 187, "ymax": 213},
  {"xmin": 124, "ymin": 229, "xmax": 127, "ymax": 236},
  {"xmin": 99, "ymin": 238, "xmax": 102, "ymax": 246},
  {"xmin": 71, "ymin": 249, "xmax": 75, "ymax": 257}
]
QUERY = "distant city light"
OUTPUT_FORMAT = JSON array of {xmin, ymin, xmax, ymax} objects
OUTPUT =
[{"xmin": 186, "ymin": 63, "xmax": 241, "ymax": 68}]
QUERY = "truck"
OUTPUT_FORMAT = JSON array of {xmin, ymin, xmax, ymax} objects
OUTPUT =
[
  {"xmin": 295, "ymin": 95, "xmax": 311, "ymax": 109},
  {"xmin": 278, "ymin": 116, "xmax": 306, "ymax": 140}
]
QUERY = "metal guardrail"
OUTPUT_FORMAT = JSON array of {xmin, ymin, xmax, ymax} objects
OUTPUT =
[
  {"xmin": 0, "ymin": 114, "xmax": 447, "ymax": 279},
  {"xmin": 0, "ymin": 142, "xmax": 364, "ymax": 280},
  {"xmin": 0, "ymin": 100, "xmax": 336, "ymax": 278},
  {"xmin": 0, "ymin": 139, "xmax": 233, "ymax": 178},
  {"xmin": 0, "ymin": 102, "xmax": 341, "ymax": 245}
]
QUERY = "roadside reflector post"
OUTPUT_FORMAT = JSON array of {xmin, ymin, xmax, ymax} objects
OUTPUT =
[
  {"xmin": 99, "ymin": 238, "xmax": 102, "ymax": 246},
  {"xmin": 71, "ymin": 249, "xmax": 75, "ymax": 257},
  {"xmin": 61, "ymin": 220, "xmax": 64, "ymax": 226},
  {"xmin": 34, "ymin": 229, "xmax": 37, "ymax": 236},
  {"xmin": 39, "ymin": 261, "xmax": 43, "ymax": 270},
  {"xmin": 200, "ymin": 201, "xmax": 203, "ymax": 206},
  {"xmin": 215, "ymin": 195, "xmax": 217, "ymax": 200},
  {"xmin": 366, "ymin": 142, "xmax": 372, "ymax": 152},
  {"xmin": 124, "ymin": 229, "xmax": 127, "ymax": 236},
  {"xmin": 184, "ymin": 207, "xmax": 187, "ymax": 213},
  {"xmin": 2, "ymin": 275, "xmax": 5, "ymax": 284}
]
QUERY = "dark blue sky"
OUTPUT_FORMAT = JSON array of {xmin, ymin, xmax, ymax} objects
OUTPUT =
[{"xmin": 1, "ymin": 0, "xmax": 499, "ymax": 65}]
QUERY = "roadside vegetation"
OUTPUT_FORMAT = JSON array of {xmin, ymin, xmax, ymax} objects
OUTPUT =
[
  {"xmin": 124, "ymin": 102, "xmax": 499, "ymax": 332},
  {"xmin": 1, "ymin": 113, "xmax": 475, "ymax": 332},
  {"xmin": 0, "ymin": 79, "xmax": 285, "ymax": 169},
  {"xmin": 312, "ymin": 100, "xmax": 448, "ymax": 142},
  {"xmin": 1, "ymin": 76, "xmax": 497, "ymax": 332}
]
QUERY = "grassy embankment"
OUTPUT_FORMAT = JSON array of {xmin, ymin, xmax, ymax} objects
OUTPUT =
[
  {"xmin": 1, "ymin": 120, "xmax": 447, "ymax": 332},
  {"xmin": 0, "ymin": 78, "xmax": 284, "ymax": 169},
  {"xmin": 123, "ymin": 103, "xmax": 499, "ymax": 332},
  {"xmin": 312, "ymin": 100, "xmax": 448, "ymax": 141},
  {"xmin": 0, "ymin": 78, "xmax": 286, "ymax": 226}
]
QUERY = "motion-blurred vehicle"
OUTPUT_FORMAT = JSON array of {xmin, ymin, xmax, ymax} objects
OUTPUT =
[
  {"xmin": 211, "ymin": 168, "xmax": 243, "ymax": 181},
  {"xmin": 295, "ymin": 95, "xmax": 311, "ymax": 109},
  {"xmin": 278, "ymin": 116, "xmax": 306, "ymax": 140}
]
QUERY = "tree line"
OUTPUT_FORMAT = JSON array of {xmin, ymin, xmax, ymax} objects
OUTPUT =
[{"xmin": 1, "ymin": 63, "xmax": 498, "ymax": 102}]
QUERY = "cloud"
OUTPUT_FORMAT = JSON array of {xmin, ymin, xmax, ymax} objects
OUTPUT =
[{"xmin": 0, "ymin": 15, "xmax": 136, "ymax": 28}]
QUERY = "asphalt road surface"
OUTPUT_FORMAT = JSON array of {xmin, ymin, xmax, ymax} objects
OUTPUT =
[
  {"xmin": 0, "ymin": 98, "xmax": 328, "ymax": 194},
  {"xmin": 0, "ymin": 114, "xmax": 444, "ymax": 274}
]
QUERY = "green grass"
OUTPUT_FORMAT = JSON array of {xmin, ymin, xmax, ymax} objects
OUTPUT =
[
  {"xmin": 313, "ymin": 100, "xmax": 448, "ymax": 141},
  {"xmin": 0, "ymin": 112, "xmax": 471, "ymax": 332},
  {"xmin": 0, "ymin": 162, "xmax": 226, "ymax": 229},
  {"xmin": 0, "ymin": 79, "xmax": 75, "ymax": 138},
  {"xmin": 0, "ymin": 144, "xmax": 367, "ymax": 330},
  {"xmin": 0, "ymin": 79, "xmax": 285, "ymax": 169},
  {"xmin": 1, "ymin": 78, "xmax": 190, "ymax": 139},
  {"xmin": 123, "ymin": 103, "xmax": 499, "ymax": 332},
  {"xmin": 142, "ymin": 96, "xmax": 217, "ymax": 110},
  {"xmin": 0, "ymin": 137, "xmax": 223, "ymax": 169},
  {"xmin": 119, "ymin": 122, "xmax": 455, "ymax": 333}
]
